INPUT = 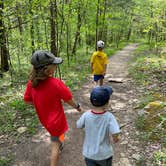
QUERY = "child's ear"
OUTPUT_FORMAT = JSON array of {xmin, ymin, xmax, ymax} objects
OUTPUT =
[{"xmin": 49, "ymin": 68, "xmax": 55, "ymax": 75}]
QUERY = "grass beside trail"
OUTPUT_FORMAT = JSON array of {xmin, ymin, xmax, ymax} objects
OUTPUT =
[{"xmin": 129, "ymin": 42, "xmax": 166, "ymax": 164}]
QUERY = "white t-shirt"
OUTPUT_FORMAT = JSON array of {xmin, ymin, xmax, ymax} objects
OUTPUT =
[{"xmin": 77, "ymin": 110, "xmax": 120, "ymax": 160}]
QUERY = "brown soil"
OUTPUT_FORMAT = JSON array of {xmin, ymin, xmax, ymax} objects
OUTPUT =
[{"xmin": 11, "ymin": 44, "xmax": 141, "ymax": 166}]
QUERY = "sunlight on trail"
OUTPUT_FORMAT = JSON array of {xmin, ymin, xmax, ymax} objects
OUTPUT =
[
  {"xmin": 31, "ymin": 130, "xmax": 50, "ymax": 144},
  {"xmin": 14, "ymin": 161, "xmax": 33, "ymax": 166},
  {"xmin": 65, "ymin": 108, "xmax": 79, "ymax": 113}
]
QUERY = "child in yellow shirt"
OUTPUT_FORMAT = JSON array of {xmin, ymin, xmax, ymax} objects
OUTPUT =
[{"xmin": 90, "ymin": 40, "xmax": 108, "ymax": 86}]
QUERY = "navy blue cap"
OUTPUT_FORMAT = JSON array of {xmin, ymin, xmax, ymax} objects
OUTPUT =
[{"xmin": 90, "ymin": 86, "xmax": 113, "ymax": 107}]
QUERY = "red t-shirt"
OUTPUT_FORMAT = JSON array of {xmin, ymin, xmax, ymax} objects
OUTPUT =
[{"xmin": 24, "ymin": 77, "xmax": 72, "ymax": 136}]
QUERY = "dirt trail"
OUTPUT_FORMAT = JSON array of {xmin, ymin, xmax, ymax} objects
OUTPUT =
[{"xmin": 13, "ymin": 44, "xmax": 140, "ymax": 166}]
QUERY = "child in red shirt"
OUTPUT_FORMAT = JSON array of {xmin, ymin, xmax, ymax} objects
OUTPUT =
[{"xmin": 24, "ymin": 50, "xmax": 81, "ymax": 166}]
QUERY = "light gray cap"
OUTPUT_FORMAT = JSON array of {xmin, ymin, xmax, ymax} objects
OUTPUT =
[{"xmin": 97, "ymin": 40, "xmax": 104, "ymax": 48}]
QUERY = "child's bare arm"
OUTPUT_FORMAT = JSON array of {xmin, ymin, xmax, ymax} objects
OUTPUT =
[
  {"xmin": 103, "ymin": 64, "xmax": 107, "ymax": 75},
  {"xmin": 112, "ymin": 133, "xmax": 120, "ymax": 143},
  {"xmin": 66, "ymin": 99, "xmax": 81, "ymax": 112},
  {"xmin": 90, "ymin": 63, "xmax": 93, "ymax": 73}
]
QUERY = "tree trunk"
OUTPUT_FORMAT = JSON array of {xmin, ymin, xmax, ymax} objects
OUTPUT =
[
  {"xmin": 50, "ymin": 0, "xmax": 58, "ymax": 56},
  {"xmin": 99, "ymin": 0, "xmax": 107, "ymax": 40},
  {"xmin": 95, "ymin": 0, "xmax": 100, "ymax": 50},
  {"xmin": 0, "ymin": 0, "xmax": 9, "ymax": 72},
  {"xmin": 127, "ymin": 27, "xmax": 132, "ymax": 41},
  {"xmin": 16, "ymin": 2, "xmax": 23, "ymax": 65},
  {"xmin": 58, "ymin": 0, "xmax": 65, "ymax": 55},
  {"xmin": 29, "ymin": 0, "xmax": 35, "ymax": 53},
  {"xmin": 66, "ymin": 23, "xmax": 70, "ymax": 66},
  {"xmin": 72, "ymin": 1, "xmax": 82, "ymax": 56},
  {"xmin": 50, "ymin": 0, "xmax": 62, "ymax": 79},
  {"xmin": 66, "ymin": 2, "xmax": 72, "ymax": 66},
  {"xmin": 16, "ymin": 2, "xmax": 23, "ymax": 34}
]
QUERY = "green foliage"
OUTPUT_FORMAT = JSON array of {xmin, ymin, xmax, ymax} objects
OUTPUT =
[
  {"xmin": 10, "ymin": 99, "xmax": 38, "ymax": 135},
  {"xmin": 135, "ymin": 108, "xmax": 166, "ymax": 145},
  {"xmin": 0, "ymin": 99, "xmax": 38, "ymax": 136},
  {"xmin": 0, "ymin": 109, "xmax": 16, "ymax": 133},
  {"xmin": 134, "ymin": 43, "xmax": 150, "ymax": 53},
  {"xmin": 132, "ymin": 43, "xmax": 166, "ymax": 163},
  {"xmin": 3, "ymin": 0, "xmax": 166, "ymax": 75},
  {"xmin": 137, "ymin": 92, "xmax": 155, "ymax": 108},
  {"xmin": 135, "ymin": 100, "xmax": 166, "ymax": 143},
  {"xmin": 135, "ymin": 115, "xmax": 146, "ymax": 130},
  {"xmin": 0, "ymin": 157, "xmax": 12, "ymax": 166},
  {"xmin": 129, "ymin": 43, "xmax": 166, "ymax": 89},
  {"xmin": 106, "ymin": 42, "xmax": 128, "ymax": 56},
  {"xmin": 153, "ymin": 151, "xmax": 166, "ymax": 166},
  {"xmin": 133, "ymin": 0, "xmax": 166, "ymax": 52},
  {"xmin": 60, "ymin": 47, "xmax": 91, "ymax": 91},
  {"xmin": 135, "ymin": 115, "xmax": 166, "ymax": 144},
  {"xmin": 10, "ymin": 99, "xmax": 27, "ymax": 111},
  {"xmin": 135, "ymin": 156, "xmax": 146, "ymax": 166},
  {"xmin": 160, "ymin": 115, "xmax": 166, "ymax": 129}
]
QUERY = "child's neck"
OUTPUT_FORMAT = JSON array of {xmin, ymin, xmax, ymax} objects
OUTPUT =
[{"xmin": 92, "ymin": 107, "xmax": 106, "ymax": 113}]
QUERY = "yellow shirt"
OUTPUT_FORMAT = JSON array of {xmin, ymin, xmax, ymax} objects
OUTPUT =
[{"xmin": 90, "ymin": 51, "xmax": 108, "ymax": 75}]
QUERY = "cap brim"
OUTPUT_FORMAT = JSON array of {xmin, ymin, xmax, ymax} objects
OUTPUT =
[{"xmin": 53, "ymin": 57, "xmax": 63, "ymax": 65}]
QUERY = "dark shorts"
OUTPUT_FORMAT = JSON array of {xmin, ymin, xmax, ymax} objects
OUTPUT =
[
  {"xmin": 94, "ymin": 75, "xmax": 104, "ymax": 81},
  {"xmin": 85, "ymin": 156, "xmax": 113, "ymax": 166}
]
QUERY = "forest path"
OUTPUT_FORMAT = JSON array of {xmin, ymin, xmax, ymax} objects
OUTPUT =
[{"xmin": 13, "ymin": 43, "xmax": 140, "ymax": 166}]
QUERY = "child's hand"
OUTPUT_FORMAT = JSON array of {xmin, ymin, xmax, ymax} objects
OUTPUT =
[
  {"xmin": 103, "ymin": 72, "xmax": 106, "ymax": 76},
  {"xmin": 112, "ymin": 134, "xmax": 120, "ymax": 143},
  {"xmin": 77, "ymin": 107, "xmax": 82, "ymax": 112},
  {"xmin": 76, "ymin": 103, "xmax": 81, "ymax": 112}
]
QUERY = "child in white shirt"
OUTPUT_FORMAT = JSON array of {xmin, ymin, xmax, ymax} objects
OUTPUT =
[{"xmin": 77, "ymin": 86, "xmax": 120, "ymax": 166}]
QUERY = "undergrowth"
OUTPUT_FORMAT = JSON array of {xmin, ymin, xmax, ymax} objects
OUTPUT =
[{"xmin": 130, "ymin": 42, "xmax": 166, "ymax": 162}]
